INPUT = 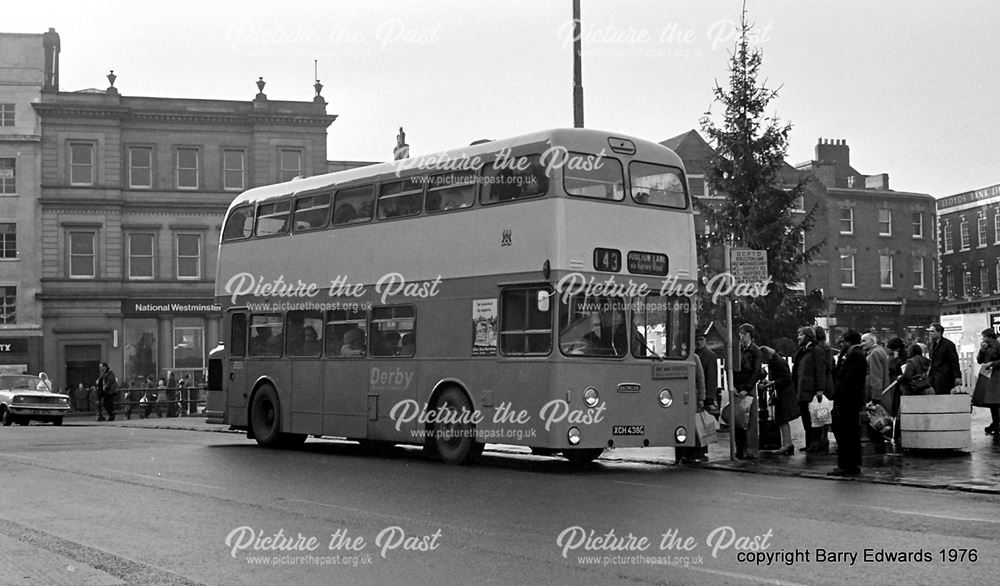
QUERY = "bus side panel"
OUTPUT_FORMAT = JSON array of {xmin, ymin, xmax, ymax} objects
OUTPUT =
[
  {"xmin": 227, "ymin": 359, "xmax": 248, "ymax": 428},
  {"xmin": 322, "ymin": 360, "xmax": 368, "ymax": 438},
  {"xmin": 290, "ymin": 361, "xmax": 324, "ymax": 435},
  {"xmin": 366, "ymin": 359, "xmax": 419, "ymax": 441}
]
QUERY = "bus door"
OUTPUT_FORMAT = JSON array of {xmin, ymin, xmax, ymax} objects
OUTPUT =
[
  {"xmin": 322, "ymin": 308, "xmax": 369, "ymax": 438},
  {"xmin": 286, "ymin": 311, "xmax": 325, "ymax": 435}
]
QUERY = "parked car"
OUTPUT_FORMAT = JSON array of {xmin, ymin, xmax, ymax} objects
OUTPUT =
[{"xmin": 0, "ymin": 374, "xmax": 70, "ymax": 426}]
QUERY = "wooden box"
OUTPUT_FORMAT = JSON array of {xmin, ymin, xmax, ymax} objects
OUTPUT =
[{"xmin": 899, "ymin": 394, "xmax": 971, "ymax": 450}]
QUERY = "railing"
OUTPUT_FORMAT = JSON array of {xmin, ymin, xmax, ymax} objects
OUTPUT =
[{"xmin": 68, "ymin": 386, "xmax": 207, "ymax": 418}]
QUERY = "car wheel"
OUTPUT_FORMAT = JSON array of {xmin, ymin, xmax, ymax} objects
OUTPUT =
[
  {"xmin": 52, "ymin": 417, "xmax": 63, "ymax": 426},
  {"xmin": 1, "ymin": 408, "xmax": 12, "ymax": 426}
]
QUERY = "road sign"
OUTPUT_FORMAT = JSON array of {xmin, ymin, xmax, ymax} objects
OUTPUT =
[{"xmin": 729, "ymin": 248, "xmax": 768, "ymax": 285}]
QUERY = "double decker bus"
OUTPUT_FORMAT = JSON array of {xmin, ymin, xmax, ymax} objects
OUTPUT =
[{"xmin": 209, "ymin": 128, "xmax": 698, "ymax": 465}]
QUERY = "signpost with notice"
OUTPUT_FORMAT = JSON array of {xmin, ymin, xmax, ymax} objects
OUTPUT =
[{"xmin": 723, "ymin": 246, "xmax": 768, "ymax": 459}]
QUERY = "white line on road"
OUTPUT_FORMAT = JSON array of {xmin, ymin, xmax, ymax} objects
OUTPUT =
[
  {"xmin": 734, "ymin": 492, "xmax": 789, "ymax": 501},
  {"xmin": 851, "ymin": 504, "xmax": 1000, "ymax": 524},
  {"xmin": 105, "ymin": 468, "xmax": 224, "ymax": 491}
]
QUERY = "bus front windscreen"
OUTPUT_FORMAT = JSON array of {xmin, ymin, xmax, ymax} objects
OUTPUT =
[{"xmin": 631, "ymin": 295, "xmax": 692, "ymax": 359}]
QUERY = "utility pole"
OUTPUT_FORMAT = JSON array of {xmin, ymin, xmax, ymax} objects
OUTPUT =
[{"xmin": 572, "ymin": 0, "xmax": 584, "ymax": 128}]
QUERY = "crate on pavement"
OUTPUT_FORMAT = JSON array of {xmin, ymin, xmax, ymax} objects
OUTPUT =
[{"xmin": 899, "ymin": 394, "xmax": 971, "ymax": 450}]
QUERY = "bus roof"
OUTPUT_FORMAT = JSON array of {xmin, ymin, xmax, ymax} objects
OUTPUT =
[{"xmin": 228, "ymin": 128, "xmax": 685, "ymax": 208}]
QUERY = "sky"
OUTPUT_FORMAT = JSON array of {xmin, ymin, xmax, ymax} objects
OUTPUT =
[{"xmin": 9, "ymin": 0, "xmax": 1000, "ymax": 197}]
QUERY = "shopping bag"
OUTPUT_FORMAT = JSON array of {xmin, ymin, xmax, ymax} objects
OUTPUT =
[
  {"xmin": 865, "ymin": 402, "xmax": 892, "ymax": 437},
  {"xmin": 733, "ymin": 394, "xmax": 754, "ymax": 430},
  {"xmin": 808, "ymin": 395, "xmax": 833, "ymax": 427},
  {"xmin": 695, "ymin": 411, "xmax": 718, "ymax": 446}
]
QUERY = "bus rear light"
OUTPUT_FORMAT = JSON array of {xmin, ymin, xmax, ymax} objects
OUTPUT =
[
  {"xmin": 675, "ymin": 426, "xmax": 688, "ymax": 444},
  {"xmin": 567, "ymin": 427, "xmax": 582, "ymax": 445},
  {"xmin": 583, "ymin": 387, "xmax": 600, "ymax": 407},
  {"xmin": 658, "ymin": 389, "xmax": 673, "ymax": 408}
]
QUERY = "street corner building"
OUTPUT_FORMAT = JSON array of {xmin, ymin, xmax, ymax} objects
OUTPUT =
[{"xmin": 1, "ymin": 28, "xmax": 335, "ymax": 388}]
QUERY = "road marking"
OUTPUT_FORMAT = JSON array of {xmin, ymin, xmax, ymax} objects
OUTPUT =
[
  {"xmin": 285, "ymin": 498, "xmax": 497, "ymax": 537},
  {"xmin": 105, "ymin": 468, "xmax": 224, "ymax": 491},
  {"xmin": 852, "ymin": 504, "xmax": 1000, "ymax": 524},
  {"xmin": 734, "ymin": 492, "xmax": 788, "ymax": 501}
]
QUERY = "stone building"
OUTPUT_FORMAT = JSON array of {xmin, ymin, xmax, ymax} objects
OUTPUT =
[{"xmin": 28, "ymin": 35, "xmax": 335, "ymax": 391}]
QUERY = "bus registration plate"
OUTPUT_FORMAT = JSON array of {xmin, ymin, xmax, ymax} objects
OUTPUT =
[{"xmin": 613, "ymin": 425, "xmax": 645, "ymax": 436}]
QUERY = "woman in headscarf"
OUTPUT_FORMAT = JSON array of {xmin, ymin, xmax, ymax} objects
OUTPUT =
[{"xmin": 760, "ymin": 346, "xmax": 798, "ymax": 454}]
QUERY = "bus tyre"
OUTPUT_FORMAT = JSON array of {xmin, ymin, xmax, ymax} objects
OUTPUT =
[
  {"xmin": 249, "ymin": 384, "xmax": 284, "ymax": 448},
  {"xmin": 430, "ymin": 387, "xmax": 483, "ymax": 465},
  {"xmin": 562, "ymin": 448, "xmax": 604, "ymax": 466}
]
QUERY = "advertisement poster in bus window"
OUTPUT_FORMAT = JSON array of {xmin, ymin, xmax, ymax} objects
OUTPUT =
[{"xmin": 472, "ymin": 299, "xmax": 498, "ymax": 355}]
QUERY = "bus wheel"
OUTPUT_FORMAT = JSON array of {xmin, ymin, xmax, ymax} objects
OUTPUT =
[
  {"xmin": 562, "ymin": 448, "xmax": 604, "ymax": 466},
  {"xmin": 431, "ymin": 387, "xmax": 482, "ymax": 465},
  {"xmin": 250, "ymin": 384, "xmax": 283, "ymax": 448}
]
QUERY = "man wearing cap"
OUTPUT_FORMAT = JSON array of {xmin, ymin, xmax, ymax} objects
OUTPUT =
[{"xmin": 927, "ymin": 323, "xmax": 962, "ymax": 395}]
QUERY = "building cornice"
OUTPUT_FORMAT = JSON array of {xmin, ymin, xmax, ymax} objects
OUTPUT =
[{"xmin": 32, "ymin": 102, "xmax": 337, "ymax": 128}]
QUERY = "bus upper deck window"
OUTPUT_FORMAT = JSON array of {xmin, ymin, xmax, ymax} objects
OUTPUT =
[
  {"xmin": 222, "ymin": 205, "xmax": 254, "ymax": 241},
  {"xmin": 481, "ymin": 154, "xmax": 548, "ymax": 204}
]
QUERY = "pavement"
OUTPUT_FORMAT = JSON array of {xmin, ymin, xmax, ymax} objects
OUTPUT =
[{"xmin": 59, "ymin": 407, "xmax": 1000, "ymax": 494}]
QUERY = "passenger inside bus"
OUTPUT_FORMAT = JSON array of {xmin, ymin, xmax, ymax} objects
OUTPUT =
[
  {"xmin": 341, "ymin": 328, "xmax": 366, "ymax": 357},
  {"xmin": 333, "ymin": 204, "xmax": 358, "ymax": 225},
  {"xmin": 300, "ymin": 326, "xmax": 321, "ymax": 355},
  {"xmin": 399, "ymin": 333, "xmax": 415, "ymax": 356}
]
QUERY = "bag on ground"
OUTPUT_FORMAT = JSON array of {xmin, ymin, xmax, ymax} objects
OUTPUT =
[
  {"xmin": 865, "ymin": 402, "xmax": 892, "ymax": 437},
  {"xmin": 808, "ymin": 395, "xmax": 833, "ymax": 427},
  {"xmin": 695, "ymin": 411, "xmax": 718, "ymax": 446}
]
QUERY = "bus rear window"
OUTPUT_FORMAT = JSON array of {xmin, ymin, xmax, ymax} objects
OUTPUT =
[
  {"xmin": 255, "ymin": 200, "xmax": 291, "ymax": 237},
  {"xmin": 631, "ymin": 295, "xmax": 692, "ymax": 359},
  {"xmin": 293, "ymin": 192, "xmax": 331, "ymax": 231},
  {"xmin": 564, "ymin": 153, "xmax": 624, "ymax": 200},
  {"xmin": 629, "ymin": 162, "xmax": 687, "ymax": 209},
  {"xmin": 333, "ymin": 185, "xmax": 374, "ymax": 225},
  {"xmin": 481, "ymin": 154, "xmax": 548, "ymax": 204},
  {"xmin": 222, "ymin": 205, "xmax": 254, "ymax": 241}
]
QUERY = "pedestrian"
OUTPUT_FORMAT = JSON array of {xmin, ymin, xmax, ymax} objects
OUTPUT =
[
  {"xmin": 36, "ymin": 372, "xmax": 53, "ymax": 392},
  {"xmin": 759, "ymin": 345, "xmax": 798, "ymax": 455},
  {"xmin": 733, "ymin": 323, "xmax": 763, "ymax": 460},
  {"xmin": 145, "ymin": 377, "xmax": 167, "ymax": 418},
  {"xmin": 793, "ymin": 326, "xmax": 833, "ymax": 452},
  {"xmin": 694, "ymin": 333, "xmax": 720, "ymax": 412},
  {"xmin": 927, "ymin": 323, "xmax": 962, "ymax": 394},
  {"xmin": 829, "ymin": 331, "xmax": 866, "ymax": 477},
  {"xmin": 861, "ymin": 333, "xmax": 891, "ymax": 453},
  {"xmin": 166, "ymin": 370, "xmax": 178, "ymax": 417},
  {"xmin": 677, "ymin": 353, "xmax": 709, "ymax": 464},
  {"xmin": 975, "ymin": 328, "xmax": 1000, "ymax": 435},
  {"xmin": 899, "ymin": 344, "xmax": 932, "ymax": 396},
  {"xmin": 96, "ymin": 362, "xmax": 119, "ymax": 422}
]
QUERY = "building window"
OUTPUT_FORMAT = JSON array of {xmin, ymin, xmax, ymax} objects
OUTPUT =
[
  {"xmin": 176, "ymin": 233, "xmax": 201, "ymax": 280},
  {"xmin": 69, "ymin": 231, "xmax": 96, "ymax": 278},
  {"xmin": 0, "ymin": 222, "xmax": 15, "ymax": 258},
  {"xmin": 980, "ymin": 264, "xmax": 989, "ymax": 296},
  {"xmin": 173, "ymin": 326, "xmax": 205, "ymax": 369},
  {"xmin": 994, "ymin": 210, "xmax": 1000, "ymax": 245},
  {"xmin": 127, "ymin": 233, "xmax": 155, "ymax": 280},
  {"xmin": 912, "ymin": 211, "xmax": 924, "ymax": 239},
  {"xmin": 946, "ymin": 272, "xmax": 954, "ymax": 298},
  {"xmin": 176, "ymin": 148, "xmax": 199, "ymax": 189},
  {"xmin": 0, "ymin": 104, "xmax": 13, "ymax": 126},
  {"xmin": 959, "ymin": 218, "xmax": 970, "ymax": 250},
  {"xmin": 943, "ymin": 223, "xmax": 953, "ymax": 254},
  {"xmin": 996, "ymin": 260, "xmax": 1000, "ymax": 294},
  {"xmin": 791, "ymin": 194, "xmax": 805, "ymax": 212},
  {"xmin": 70, "ymin": 143, "xmax": 94, "ymax": 185},
  {"xmin": 913, "ymin": 257, "xmax": 924, "ymax": 289},
  {"xmin": 223, "ymin": 150, "xmax": 245, "ymax": 191},
  {"xmin": 279, "ymin": 149, "xmax": 302, "ymax": 182},
  {"xmin": 878, "ymin": 209, "xmax": 892, "ymax": 236},
  {"xmin": 839, "ymin": 207, "xmax": 854, "ymax": 235},
  {"xmin": 978, "ymin": 214, "xmax": 989, "ymax": 248},
  {"xmin": 839, "ymin": 253, "xmax": 855, "ymax": 287},
  {"xmin": 0, "ymin": 158, "xmax": 14, "ymax": 194},
  {"xmin": 963, "ymin": 271, "xmax": 973, "ymax": 297},
  {"xmin": 0, "ymin": 286, "xmax": 14, "ymax": 324},
  {"xmin": 129, "ymin": 147, "xmax": 152, "ymax": 189},
  {"xmin": 879, "ymin": 254, "xmax": 893, "ymax": 288}
]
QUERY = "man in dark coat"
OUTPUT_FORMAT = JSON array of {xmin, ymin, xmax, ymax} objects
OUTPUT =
[
  {"xmin": 695, "ymin": 333, "xmax": 720, "ymax": 410},
  {"xmin": 829, "ymin": 331, "xmax": 866, "ymax": 476},
  {"xmin": 927, "ymin": 323, "xmax": 962, "ymax": 395},
  {"xmin": 96, "ymin": 362, "xmax": 119, "ymax": 422},
  {"xmin": 733, "ymin": 323, "xmax": 763, "ymax": 459}
]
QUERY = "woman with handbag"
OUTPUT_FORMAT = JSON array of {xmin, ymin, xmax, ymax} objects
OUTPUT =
[
  {"xmin": 760, "ymin": 346, "xmax": 798, "ymax": 455},
  {"xmin": 899, "ymin": 344, "xmax": 932, "ymax": 395},
  {"xmin": 793, "ymin": 326, "xmax": 833, "ymax": 452},
  {"xmin": 975, "ymin": 329, "xmax": 1000, "ymax": 435}
]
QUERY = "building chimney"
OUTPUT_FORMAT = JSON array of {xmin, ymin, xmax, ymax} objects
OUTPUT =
[
  {"xmin": 42, "ymin": 27, "xmax": 60, "ymax": 92},
  {"xmin": 815, "ymin": 137, "xmax": 850, "ymax": 167}
]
